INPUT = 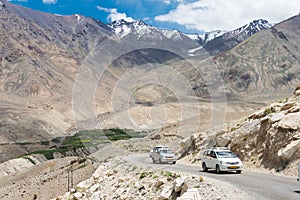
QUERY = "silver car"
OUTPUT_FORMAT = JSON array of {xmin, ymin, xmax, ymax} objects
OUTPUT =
[{"xmin": 151, "ymin": 149, "xmax": 176, "ymax": 164}]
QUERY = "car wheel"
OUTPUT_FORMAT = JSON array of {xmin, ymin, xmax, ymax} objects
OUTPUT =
[
  {"xmin": 159, "ymin": 158, "xmax": 162, "ymax": 164},
  {"xmin": 202, "ymin": 163, "xmax": 208, "ymax": 172},
  {"xmin": 236, "ymin": 170, "xmax": 242, "ymax": 174},
  {"xmin": 216, "ymin": 165, "xmax": 221, "ymax": 174},
  {"xmin": 172, "ymin": 161, "xmax": 176, "ymax": 165},
  {"xmin": 152, "ymin": 157, "xmax": 156, "ymax": 163}
]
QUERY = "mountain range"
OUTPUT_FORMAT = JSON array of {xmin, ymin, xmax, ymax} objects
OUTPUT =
[{"xmin": 0, "ymin": 0, "xmax": 299, "ymax": 162}]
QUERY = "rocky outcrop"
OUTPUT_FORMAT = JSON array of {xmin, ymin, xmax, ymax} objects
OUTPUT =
[
  {"xmin": 52, "ymin": 159, "xmax": 203, "ymax": 200},
  {"xmin": 189, "ymin": 90, "xmax": 300, "ymax": 172},
  {"xmin": 51, "ymin": 157, "xmax": 254, "ymax": 200}
]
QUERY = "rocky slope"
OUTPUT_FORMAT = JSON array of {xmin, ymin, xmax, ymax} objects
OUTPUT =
[
  {"xmin": 52, "ymin": 157, "xmax": 254, "ymax": 200},
  {"xmin": 200, "ymin": 19, "xmax": 273, "ymax": 54},
  {"xmin": 180, "ymin": 87, "xmax": 300, "ymax": 174}
]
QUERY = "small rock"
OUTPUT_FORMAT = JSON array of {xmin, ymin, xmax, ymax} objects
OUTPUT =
[
  {"xmin": 76, "ymin": 179, "xmax": 93, "ymax": 192},
  {"xmin": 118, "ymin": 177, "xmax": 125, "ymax": 183},
  {"xmin": 249, "ymin": 110, "xmax": 265, "ymax": 119},
  {"xmin": 158, "ymin": 186, "xmax": 174, "ymax": 200},
  {"xmin": 288, "ymin": 106, "xmax": 300, "ymax": 113},
  {"xmin": 281, "ymin": 102, "xmax": 295, "ymax": 111},
  {"xmin": 156, "ymin": 179, "xmax": 165, "ymax": 188},
  {"xmin": 174, "ymin": 177, "xmax": 186, "ymax": 192},
  {"xmin": 89, "ymin": 183, "xmax": 100, "ymax": 193},
  {"xmin": 73, "ymin": 192, "xmax": 83, "ymax": 200}
]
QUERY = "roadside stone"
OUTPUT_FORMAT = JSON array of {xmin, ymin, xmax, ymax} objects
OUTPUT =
[
  {"xmin": 281, "ymin": 102, "xmax": 295, "ymax": 111},
  {"xmin": 270, "ymin": 112, "xmax": 285, "ymax": 123},
  {"xmin": 89, "ymin": 183, "xmax": 100, "ymax": 193},
  {"xmin": 76, "ymin": 179, "xmax": 93, "ymax": 192},
  {"xmin": 159, "ymin": 186, "xmax": 174, "ymax": 200},
  {"xmin": 117, "ymin": 177, "xmax": 125, "ymax": 183},
  {"xmin": 156, "ymin": 179, "xmax": 165, "ymax": 188},
  {"xmin": 233, "ymin": 119, "xmax": 261, "ymax": 137},
  {"xmin": 174, "ymin": 177, "xmax": 186, "ymax": 192},
  {"xmin": 277, "ymin": 140, "xmax": 300, "ymax": 160},
  {"xmin": 278, "ymin": 112, "xmax": 300, "ymax": 130},
  {"xmin": 73, "ymin": 192, "xmax": 83, "ymax": 199},
  {"xmin": 249, "ymin": 110, "xmax": 265, "ymax": 119},
  {"xmin": 288, "ymin": 106, "xmax": 300, "ymax": 113},
  {"xmin": 270, "ymin": 103, "xmax": 283, "ymax": 112},
  {"xmin": 177, "ymin": 188, "xmax": 201, "ymax": 200},
  {"xmin": 217, "ymin": 133, "xmax": 232, "ymax": 147}
]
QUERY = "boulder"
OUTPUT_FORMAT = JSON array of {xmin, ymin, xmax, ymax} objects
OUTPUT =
[
  {"xmin": 177, "ymin": 188, "xmax": 201, "ymax": 200},
  {"xmin": 271, "ymin": 103, "xmax": 283, "ymax": 112},
  {"xmin": 248, "ymin": 110, "xmax": 265, "ymax": 119},
  {"xmin": 233, "ymin": 119, "xmax": 261, "ymax": 137},
  {"xmin": 281, "ymin": 102, "xmax": 295, "ymax": 111},
  {"xmin": 159, "ymin": 186, "xmax": 174, "ymax": 200},
  {"xmin": 277, "ymin": 140, "xmax": 300, "ymax": 160},
  {"xmin": 174, "ymin": 177, "xmax": 186, "ymax": 192},
  {"xmin": 76, "ymin": 179, "xmax": 93, "ymax": 192},
  {"xmin": 217, "ymin": 133, "xmax": 232, "ymax": 147},
  {"xmin": 294, "ymin": 86, "xmax": 300, "ymax": 95},
  {"xmin": 270, "ymin": 112, "xmax": 285, "ymax": 123},
  {"xmin": 288, "ymin": 106, "xmax": 300, "ymax": 113},
  {"xmin": 278, "ymin": 112, "xmax": 300, "ymax": 130}
]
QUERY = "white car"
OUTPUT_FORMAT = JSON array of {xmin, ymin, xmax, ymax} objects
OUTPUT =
[
  {"xmin": 200, "ymin": 147, "xmax": 243, "ymax": 174},
  {"xmin": 150, "ymin": 148, "xmax": 176, "ymax": 164},
  {"xmin": 149, "ymin": 145, "xmax": 169, "ymax": 158}
]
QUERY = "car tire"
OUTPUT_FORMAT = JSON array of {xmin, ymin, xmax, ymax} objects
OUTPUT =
[
  {"xmin": 152, "ymin": 157, "xmax": 156, "ymax": 163},
  {"xmin": 216, "ymin": 165, "xmax": 221, "ymax": 174},
  {"xmin": 236, "ymin": 170, "xmax": 242, "ymax": 174},
  {"xmin": 159, "ymin": 158, "xmax": 162, "ymax": 164},
  {"xmin": 202, "ymin": 163, "xmax": 208, "ymax": 172},
  {"xmin": 172, "ymin": 161, "xmax": 176, "ymax": 165}
]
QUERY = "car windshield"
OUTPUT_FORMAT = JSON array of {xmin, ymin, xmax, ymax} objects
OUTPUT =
[
  {"xmin": 160, "ymin": 149, "xmax": 173, "ymax": 154},
  {"xmin": 216, "ymin": 151, "xmax": 237, "ymax": 158}
]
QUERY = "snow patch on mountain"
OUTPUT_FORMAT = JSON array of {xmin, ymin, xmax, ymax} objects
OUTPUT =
[
  {"xmin": 108, "ymin": 19, "xmax": 187, "ymax": 41},
  {"xmin": 232, "ymin": 19, "xmax": 272, "ymax": 36}
]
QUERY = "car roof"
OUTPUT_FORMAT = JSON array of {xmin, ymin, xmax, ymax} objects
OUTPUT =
[{"xmin": 154, "ymin": 145, "xmax": 168, "ymax": 148}]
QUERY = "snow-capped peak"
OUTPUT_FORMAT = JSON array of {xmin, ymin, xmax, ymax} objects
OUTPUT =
[
  {"xmin": 108, "ymin": 19, "xmax": 155, "ymax": 38},
  {"xmin": 232, "ymin": 19, "xmax": 272, "ymax": 36},
  {"xmin": 184, "ymin": 30, "xmax": 227, "ymax": 45},
  {"xmin": 108, "ymin": 19, "xmax": 186, "ymax": 41}
]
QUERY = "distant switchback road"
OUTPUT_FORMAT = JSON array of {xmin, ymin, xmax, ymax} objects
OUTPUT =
[{"xmin": 125, "ymin": 154, "xmax": 300, "ymax": 200}]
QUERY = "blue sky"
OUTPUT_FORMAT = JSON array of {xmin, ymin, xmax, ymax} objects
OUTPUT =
[{"xmin": 7, "ymin": 0, "xmax": 300, "ymax": 33}]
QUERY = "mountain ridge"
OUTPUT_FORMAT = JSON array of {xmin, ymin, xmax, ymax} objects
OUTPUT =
[{"xmin": 0, "ymin": 0, "xmax": 298, "ymax": 162}]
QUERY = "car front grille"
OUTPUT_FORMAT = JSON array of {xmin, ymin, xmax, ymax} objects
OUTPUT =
[{"xmin": 226, "ymin": 162, "xmax": 239, "ymax": 165}]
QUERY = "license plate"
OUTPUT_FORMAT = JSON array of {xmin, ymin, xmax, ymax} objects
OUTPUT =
[{"xmin": 229, "ymin": 166, "xmax": 238, "ymax": 169}]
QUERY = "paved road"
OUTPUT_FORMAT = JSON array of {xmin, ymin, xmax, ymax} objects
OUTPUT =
[{"xmin": 125, "ymin": 154, "xmax": 300, "ymax": 200}]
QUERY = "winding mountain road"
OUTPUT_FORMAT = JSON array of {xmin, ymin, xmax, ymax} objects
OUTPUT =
[{"xmin": 125, "ymin": 154, "xmax": 300, "ymax": 200}]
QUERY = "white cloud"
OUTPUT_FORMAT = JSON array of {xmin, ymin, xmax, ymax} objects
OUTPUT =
[
  {"xmin": 42, "ymin": 0, "xmax": 57, "ymax": 4},
  {"xmin": 155, "ymin": 0, "xmax": 300, "ymax": 32},
  {"xmin": 97, "ymin": 6, "xmax": 134, "ymax": 22}
]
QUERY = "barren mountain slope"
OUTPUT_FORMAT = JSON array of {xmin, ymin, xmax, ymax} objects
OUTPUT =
[{"xmin": 212, "ymin": 15, "xmax": 300, "ymax": 100}]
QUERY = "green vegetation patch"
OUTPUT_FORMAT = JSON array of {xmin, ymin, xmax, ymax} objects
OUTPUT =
[{"xmin": 19, "ymin": 128, "xmax": 147, "ymax": 160}]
